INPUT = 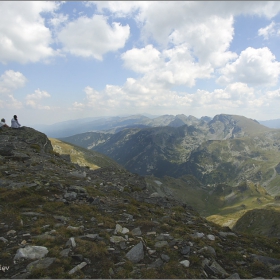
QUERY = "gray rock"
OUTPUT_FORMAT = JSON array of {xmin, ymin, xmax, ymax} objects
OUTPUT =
[
  {"xmin": 219, "ymin": 231, "xmax": 237, "ymax": 238},
  {"xmin": 180, "ymin": 245, "xmax": 191, "ymax": 255},
  {"xmin": 155, "ymin": 241, "xmax": 168, "ymax": 248},
  {"xmin": 149, "ymin": 258, "xmax": 164, "ymax": 268},
  {"xmin": 21, "ymin": 212, "xmax": 45, "ymax": 217},
  {"xmin": 0, "ymin": 237, "xmax": 8, "ymax": 243},
  {"xmin": 66, "ymin": 237, "xmax": 76, "ymax": 248},
  {"xmin": 110, "ymin": 236, "xmax": 126, "ymax": 243},
  {"xmin": 126, "ymin": 241, "xmax": 144, "ymax": 263},
  {"xmin": 180, "ymin": 260, "xmax": 190, "ymax": 267},
  {"xmin": 207, "ymin": 234, "xmax": 215, "ymax": 241},
  {"xmin": 207, "ymin": 260, "xmax": 228, "ymax": 277},
  {"xmin": 251, "ymin": 254, "xmax": 280, "ymax": 266},
  {"xmin": 68, "ymin": 171, "xmax": 87, "ymax": 178},
  {"xmin": 83, "ymin": 234, "xmax": 98, "ymax": 240},
  {"xmin": 64, "ymin": 192, "xmax": 77, "ymax": 201},
  {"xmin": 14, "ymin": 246, "xmax": 48, "ymax": 261},
  {"xmin": 131, "ymin": 227, "xmax": 142, "ymax": 236},
  {"xmin": 227, "ymin": 272, "xmax": 241, "ymax": 279},
  {"xmin": 26, "ymin": 257, "xmax": 56, "ymax": 272},
  {"xmin": 53, "ymin": 215, "xmax": 70, "ymax": 222},
  {"xmin": 68, "ymin": 262, "xmax": 87, "ymax": 275},
  {"xmin": 60, "ymin": 248, "xmax": 71, "ymax": 257},
  {"xmin": 161, "ymin": 254, "xmax": 170, "ymax": 262},
  {"xmin": 191, "ymin": 232, "xmax": 204, "ymax": 238}
]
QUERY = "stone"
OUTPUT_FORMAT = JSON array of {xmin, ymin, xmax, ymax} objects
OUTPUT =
[
  {"xmin": 7, "ymin": 230, "xmax": 16, "ymax": 236},
  {"xmin": 131, "ymin": 227, "xmax": 142, "ymax": 236},
  {"xmin": 155, "ymin": 241, "xmax": 168, "ymax": 248},
  {"xmin": 66, "ymin": 237, "xmax": 76, "ymax": 248},
  {"xmin": 84, "ymin": 234, "xmax": 98, "ymax": 240},
  {"xmin": 207, "ymin": 234, "xmax": 215, "ymax": 241},
  {"xmin": 180, "ymin": 260, "xmax": 190, "ymax": 267},
  {"xmin": 227, "ymin": 273, "xmax": 241, "ymax": 279},
  {"xmin": 0, "ymin": 237, "xmax": 8, "ymax": 243},
  {"xmin": 26, "ymin": 257, "xmax": 56, "ymax": 272},
  {"xmin": 68, "ymin": 171, "xmax": 87, "ymax": 178},
  {"xmin": 161, "ymin": 254, "xmax": 170, "ymax": 262},
  {"xmin": 68, "ymin": 262, "xmax": 87, "ymax": 275},
  {"xmin": 122, "ymin": 227, "xmax": 129, "ymax": 234},
  {"xmin": 209, "ymin": 260, "xmax": 228, "ymax": 277},
  {"xmin": 149, "ymin": 258, "xmax": 164, "ymax": 268},
  {"xmin": 21, "ymin": 212, "xmax": 45, "ymax": 217},
  {"xmin": 64, "ymin": 192, "xmax": 77, "ymax": 201},
  {"xmin": 191, "ymin": 232, "xmax": 204, "ymax": 238},
  {"xmin": 53, "ymin": 215, "xmax": 70, "ymax": 222},
  {"xmin": 251, "ymin": 254, "xmax": 280, "ymax": 266},
  {"xmin": 115, "ymin": 224, "xmax": 123, "ymax": 234},
  {"xmin": 126, "ymin": 242, "xmax": 144, "ymax": 263},
  {"xmin": 60, "ymin": 248, "xmax": 71, "ymax": 257},
  {"xmin": 110, "ymin": 236, "xmax": 126, "ymax": 243},
  {"xmin": 219, "ymin": 232, "xmax": 237, "ymax": 238},
  {"xmin": 180, "ymin": 245, "xmax": 191, "ymax": 255},
  {"xmin": 14, "ymin": 246, "xmax": 48, "ymax": 261}
]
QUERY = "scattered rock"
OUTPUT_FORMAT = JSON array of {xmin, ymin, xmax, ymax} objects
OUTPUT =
[
  {"xmin": 26, "ymin": 257, "xmax": 56, "ymax": 272},
  {"xmin": 14, "ymin": 246, "xmax": 48, "ymax": 261},
  {"xmin": 126, "ymin": 242, "xmax": 144, "ymax": 263},
  {"xmin": 68, "ymin": 262, "xmax": 87, "ymax": 275}
]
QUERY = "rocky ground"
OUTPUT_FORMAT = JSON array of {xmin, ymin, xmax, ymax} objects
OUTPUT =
[{"xmin": 1, "ymin": 127, "xmax": 280, "ymax": 279}]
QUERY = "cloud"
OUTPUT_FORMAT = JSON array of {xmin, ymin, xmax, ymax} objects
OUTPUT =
[
  {"xmin": 0, "ymin": 70, "xmax": 27, "ymax": 109},
  {"xmin": 0, "ymin": 2, "xmax": 59, "ymax": 64},
  {"xmin": 25, "ymin": 89, "xmax": 51, "ymax": 109},
  {"xmin": 258, "ymin": 21, "xmax": 280, "ymax": 39},
  {"xmin": 122, "ymin": 44, "xmax": 213, "ymax": 88},
  {"xmin": 217, "ymin": 47, "xmax": 280, "ymax": 86},
  {"xmin": 0, "ymin": 70, "xmax": 27, "ymax": 94},
  {"xmin": 57, "ymin": 14, "xmax": 130, "ymax": 60}
]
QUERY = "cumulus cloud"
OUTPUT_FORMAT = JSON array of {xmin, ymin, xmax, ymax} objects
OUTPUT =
[
  {"xmin": 70, "ymin": 80, "xmax": 262, "ymax": 118},
  {"xmin": 0, "ymin": 70, "xmax": 27, "ymax": 94},
  {"xmin": 0, "ymin": 2, "xmax": 59, "ymax": 64},
  {"xmin": 0, "ymin": 70, "xmax": 27, "ymax": 109},
  {"xmin": 217, "ymin": 47, "xmax": 280, "ymax": 86},
  {"xmin": 57, "ymin": 15, "xmax": 130, "ymax": 60},
  {"xmin": 122, "ymin": 44, "xmax": 213, "ymax": 88},
  {"xmin": 258, "ymin": 21, "xmax": 280, "ymax": 39},
  {"xmin": 25, "ymin": 89, "xmax": 51, "ymax": 109}
]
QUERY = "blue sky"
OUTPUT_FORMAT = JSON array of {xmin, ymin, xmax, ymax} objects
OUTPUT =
[{"xmin": 1, "ymin": 1, "xmax": 280, "ymax": 126}]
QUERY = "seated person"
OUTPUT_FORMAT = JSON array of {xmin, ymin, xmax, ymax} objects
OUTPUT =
[
  {"xmin": 0, "ymin": 118, "xmax": 9, "ymax": 128},
  {"xmin": 11, "ymin": 115, "xmax": 21, "ymax": 128}
]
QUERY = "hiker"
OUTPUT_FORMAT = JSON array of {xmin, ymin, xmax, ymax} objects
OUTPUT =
[
  {"xmin": 11, "ymin": 115, "xmax": 21, "ymax": 128},
  {"xmin": 0, "ymin": 118, "xmax": 9, "ymax": 128}
]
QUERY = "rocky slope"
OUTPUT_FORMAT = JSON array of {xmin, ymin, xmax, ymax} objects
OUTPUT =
[{"xmin": 1, "ymin": 127, "xmax": 280, "ymax": 279}]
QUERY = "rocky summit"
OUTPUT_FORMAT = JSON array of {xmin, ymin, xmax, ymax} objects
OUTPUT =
[{"xmin": 1, "ymin": 127, "xmax": 280, "ymax": 279}]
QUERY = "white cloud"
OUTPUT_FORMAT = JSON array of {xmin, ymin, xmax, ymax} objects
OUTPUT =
[
  {"xmin": 258, "ymin": 21, "xmax": 280, "ymax": 39},
  {"xmin": 57, "ymin": 15, "xmax": 130, "ymax": 60},
  {"xmin": 121, "ymin": 44, "xmax": 162, "ymax": 73},
  {"xmin": 0, "ymin": 2, "xmax": 59, "ymax": 64},
  {"xmin": 0, "ymin": 70, "xmax": 27, "ymax": 94},
  {"xmin": 0, "ymin": 70, "xmax": 26, "ymax": 110},
  {"xmin": 122, "ymin": 43, "xmax": 213, "ymax": 88},
  {"xmin": 25, "ymin": 89, "xmax": 51, "ymax": 109},
  {"xmin": 217, "ymin": 47, "xmax": 280, "ymax": 86}
]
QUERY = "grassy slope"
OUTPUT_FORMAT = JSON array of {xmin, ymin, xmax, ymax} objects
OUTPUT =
[
  {"xmin": 50, "ymin": 138, "xmax": 124, "ymax": 170},
  {"xmin": 146, "ymin": 175, "xmax": 278, "ymax": 229}
]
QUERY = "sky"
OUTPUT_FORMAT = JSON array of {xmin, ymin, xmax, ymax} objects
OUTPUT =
[{"xmin": 1, "ymin": 1, "xmax": 280, "ymax": 126}]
